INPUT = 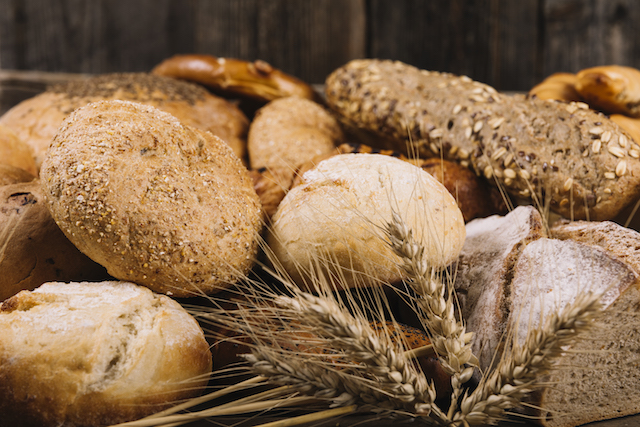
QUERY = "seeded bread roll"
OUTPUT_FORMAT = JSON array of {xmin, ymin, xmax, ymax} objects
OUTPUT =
[
  {"xmin": 40, "ymin": 100, "xmax": 262, "ymax": 297},
  {"xmin": 325, "ymin": 59, "xmax": 640, "ymax": 220},
  {"xmin": 0, "ymin": 281, "xmax": 212, "ymax": 427},
  {"xmin": 268, "ymin": 153, "xmax": 465, "ymax": 291},
  {"xmin": 0, "ymin": 124, "xmax": 37, "ymax": 176},
  {"xmin": 0, "ymin": 73, "xmax": 249, "ymax": 170},
  {"xmin": 0, "ymin": 180, "xmax": 109, "ymax": 301}
]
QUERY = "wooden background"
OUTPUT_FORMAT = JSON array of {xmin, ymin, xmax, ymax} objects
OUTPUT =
[{"xmin": 0, "ymin": 0, "xmax": 639, "ymax": 91}]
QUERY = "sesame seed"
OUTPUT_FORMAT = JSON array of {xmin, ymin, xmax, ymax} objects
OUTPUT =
[
  {"xmin": 453, "ymin": 104, "xmax": 462, "ymax": 114},
  {"xmin": 601, "ymin": 130, "xmax": 612, "ymax": 143},
  {"xmin": 429, "ymin": 128, "xmax": 444, "ymax": 138},
  {"xmin": 566, "ymin": 104, "xmax": 578, "ymax": 114},
  {"xmin": 520, "ymin": 169, "xmax": 531, "ymax": 180},
  {"xmin": 589, "ymin": 126, "xmax": 604, "ymax": 136},
  {"xmin": 503, "ymin": 153, "xmax": 514, "ymax": 167},
  {"xmin": 620, "ymin": 135, "xmax": 629, "ymax": 148},
  {"xmin": 464, "ymin": 127, "xmax": 472, "ymax": 139},
  {"xmin": 604, "ymin": 172, "xmax": 616, "ymax": 179},
  {"xmin": 563, "ymin": 177, "xmax": 573, "ymax": 192},
  {"xmin": 470, "ymin": 94, "xmax": 486, "ymax": 103},
  {"xmin": 630, "ymin": 149, "xmax": 640, "ymax": 158},
  {"xmin": 458, "ymin": 148, "xmax": 470, "ymax": 159},
  {"xmin": 560, "ymin": 198, "xmax": 570, "ymax": 207},
  {"xmin": 473, "ymin": 121, "xmax": 484, "ymax": 133},
  {"xmin": 460, "ymin": 160, "xmax": 470, "ymax": 168},
  {"xmin": 484, "ymin": 165, "xmax": 493, "ymax": 179},
  {"xmin": 616, "ymin": 160, "xmax": 627, "ymax": 177},
  {"xmin": 449, "ymin": 146, "xmax": 459, "ymax": 156},
  {"xmin": 519, "ymin": 189, "xmax": 531, "ymax": 197},
  {"xmin": 491, "ymin": 147, "xmax": 507, "ymax": 161},
  {"xmin": 577, "ymin": 102, "xmax": 589, "ymax": 110},
  {"xmin": 604, "ymin": 188, "xmax": 612, "ymax": 194},
  {"xmin": 489, "ymin": 117, "xmax": 505, "ymax": 129},
  {"xmin": 504, "ymin": 177, "xmax": 513, "ymax": 186}
]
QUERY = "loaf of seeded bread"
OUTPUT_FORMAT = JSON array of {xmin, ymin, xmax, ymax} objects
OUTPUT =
[
  {"xmin": 455, "ymin": 206, "xmax": 640, "ymax": 427},
  {"xmin": 325, "ymin": 59, "xmax": 640, "ymax": 220}
]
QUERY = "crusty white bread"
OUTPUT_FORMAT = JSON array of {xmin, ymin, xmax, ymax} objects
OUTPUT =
[
  {"xmin": 455, "ymin": 206, "xmax": 640, "ymax": 427},
  {"xmin": 0, "ymin": 281, "xmax": 212, "ymax": 427}
]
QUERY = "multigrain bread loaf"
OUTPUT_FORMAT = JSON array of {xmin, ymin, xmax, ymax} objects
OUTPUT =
[
  {"xmin": 0, "ymin": 180, "xmax": 109, "ymax": 301},
  {"xmin": 40, "ymin": 100, "xmax": 262, "ymax": 297},
  {"xmin": 267, "ymin": 153, "xmax": 465, "ymax": 291},
  {"xmin": 325, "ymin": 59, "xmax": 640, "ymax": 220},
  {"xmin": 454, "ymin": 206, "xmax": 640, "ymax": 427},
  {"xmin": 0, "ymin": 72, "xmax": 249, "ymax": 169},
  {"xmin": 0, "ymin": 281, "xmax": 212, "ymax": 427}
]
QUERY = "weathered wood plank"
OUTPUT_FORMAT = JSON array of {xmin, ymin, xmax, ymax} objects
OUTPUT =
[
  {"xmin": 193, "ymin": 0, "xmax": 366, "ymax": 84},
  {"xmin": 541, "ymin": 0, "xmax": 640, "ymax": 77}
]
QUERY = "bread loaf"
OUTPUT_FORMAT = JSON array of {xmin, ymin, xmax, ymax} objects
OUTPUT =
[
  {"xmin": 575, "ymin": 65, "xmax": 640, "ymax": 117},
  {"xmin": 0, "ymin": 180, "xmax": 109, "ymax": 301},
  {"xmin": 0, "ymin": 281, "xmax": 212, "ymax": 427},
  {"xmin": 40, "ymin": 100, "xmax": 262, "ymax": 297},
  {"xmin": 529, "ymin": 72, "xmax": 582, "ymax": 102},
  {"xmin": 0, "ymin": 124, "xmax": 37, "ymax": 176},
  {"xmin": 267, "ymin": 153, "xmax": 465, "ymax": 291},
  {"xmin": 455, "ymin": 206, "xmax": 640, "ymax": 427},
  {"xmin": 0, "ymin": 72, "xmax": 249, "ymax": 169},
  {"xmin": 325, "ymin": 59, "xmax": 640, "ymax": 220}
]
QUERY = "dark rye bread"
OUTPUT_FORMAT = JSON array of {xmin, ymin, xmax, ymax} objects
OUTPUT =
[
  {"xmin": 325, "ymin": 59, "xmax": 640, "ymax": 220},
  {"xmin": 455, "ymin": 208, "xmax": 640, "ymax": 427}
]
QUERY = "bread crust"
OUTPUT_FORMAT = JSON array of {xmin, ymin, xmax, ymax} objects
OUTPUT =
[
  {"xmin": 40, "ymin": 100, "xmax": 262, "ymax": 297},
  {"xmin": 575, "ymin": 65, "xmax": 640, "ymax": 117},
  {"xmin": 153, "ymin": 54, "xmax": 321, "ymax": 103},
  {"xmin": 325, "ymin": 59, "xmax": 640, "ymax": 220},
  {"xmin": 0, "ymin": 281, "xmax": 212, "ymax": 427},
  {"xmin": 0, "ymin": 73, "xmax": 249, "ymax": 169},
  {"xmin": 0, "ymin": 124, "xmax": 37, "ymax": 175}
]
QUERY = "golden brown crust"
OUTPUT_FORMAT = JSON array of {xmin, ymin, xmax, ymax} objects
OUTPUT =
[
  {"xmin": 248, "ymin": 96, "xmax": 344, "ymax": 190},
  {"xmin": 528, "ymin": 72, "xmax": 582, "ymax": 102},
  {"xmin": 0, "ymin": 164, "xmax": 35, "ymax": 186},
  {"xmin": 575, "ymin": 65, "xmax": 640, "ymax": 117},
  {"xmin": 40, "ymin": 100, "xmax": 262, "ymax": 297},
  {"xmin": 0, "ymin": 281, "xmax": 212, "ymax": 427},
  {"xmin": 0, "ymin": 180, "xmax": 109, "ymax": 301},
  {"xmin": 0, "ymin": 73, "xmax": 249, "ymax": 170},
  {"xmin": 152, "ymin": 54, "xmax": 321, "ymax": 104},
  {"xmin": 0, "ymin": 124, "xmax": 37, "ymax": 175}
]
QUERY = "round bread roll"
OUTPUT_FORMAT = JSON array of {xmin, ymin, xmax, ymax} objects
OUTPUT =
[
  {"xmin": 267, "ymin": 153, "xmax": 466, "ymax": 290},
  {"xmin": 0, "ymin": 123, "xmax": 37, "ymax": 175},
  {"xmin": 0, "ymin": 281, "xmax": 212, "ymax": 427},
  {"xmin": 0, "ymin": 73, "xmax": 249, "ymax": 170},
  {"xmin": 248, "ymin": 96, "xmax": 344, "ymax": 190},
  {"xmin": 0, "ymin": 180, "xmax": 109, "ymax": 301},
  {"xmin": 40, "ymin": 100, "xmax": 262, "ymax": 297}
]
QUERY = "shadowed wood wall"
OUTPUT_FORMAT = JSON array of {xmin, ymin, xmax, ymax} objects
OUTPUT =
[{"xmin": 0, "ymin": 0, "xmax": 639, "ymax": 91}]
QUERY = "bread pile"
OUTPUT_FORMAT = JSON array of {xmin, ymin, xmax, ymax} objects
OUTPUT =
[{"xmin": 5, "ymin": 53, "xmax": 640, "ymax": 427}]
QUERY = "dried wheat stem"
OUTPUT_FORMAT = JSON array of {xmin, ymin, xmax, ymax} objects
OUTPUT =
[
  {"xmin": 385, "ymin": 212, "xmax": 477, "ymax": 375},
  {"xmin": 453, "ymin": 291, "xmax": 602, "ymax": 426},
  {"xmin": 253, "ymin": 404, "xmax": 358, "ymax": 427}
]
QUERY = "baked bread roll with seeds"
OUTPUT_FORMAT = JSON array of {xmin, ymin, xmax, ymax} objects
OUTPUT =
[
  {"xmin": 0, "ymin": 281, "xmax": 212, "ymax": 427},
  {"xmin": 0, "ymin": 180, "xmax": 108, "ymax": 301},
  {"xmin": 455, "ymin": 206, "xmax": 640, "ymax": 427},
  {"xmin": 575, "ymin": 65, "xmax": 640, "ymax": 117},
  {"xmin": 325, "ymin": 59, "xmax": 640, "ymax": 220},
  {"xmin": 267, "ymin": 153, "xmax": 465, "ymax": 291},
  {"xmin": 0, "ymin": 73, "xmax": 249, "ymax": 169},
  {"xmin": 0, "ymin": 124, "xmax": 37, "ymax": 176},
  {"xmin": 40, "ymin": 100, "xmax": 262, "ymax": 297}
]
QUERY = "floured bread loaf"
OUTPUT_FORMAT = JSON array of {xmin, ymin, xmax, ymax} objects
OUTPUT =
[
  {"xmin": 267, "ymin": 153, "xmax": 466, "ymax": 290},
  {"xmin": 0, "ymin": 72, "xmax": 249, "ymax": 169},
  {"xmin": 40, "ymin": 100, "xmax": 262, "ymax": 297},
  {"xmin": 455, "ymin": 206, "xmax": 640, "ymax": 427},
  {"xmin": 0, "ymin": 281, "xmax": 212, "ymax": 427}
]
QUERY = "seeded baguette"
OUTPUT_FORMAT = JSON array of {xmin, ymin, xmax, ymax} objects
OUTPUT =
[{"xmin": 325, "ymin": 59, "xmax": 640, "ymax": 220}]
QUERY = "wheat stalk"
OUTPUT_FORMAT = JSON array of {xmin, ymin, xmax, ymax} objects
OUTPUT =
[{"xmin": 453, "ymin": 291, "xmax": 602, "ymax": 426}]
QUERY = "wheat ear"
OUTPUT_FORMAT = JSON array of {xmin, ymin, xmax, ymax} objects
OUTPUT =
[{"xmin": 453, "ymin": 291, "xmax": 602, "ymax": 426}]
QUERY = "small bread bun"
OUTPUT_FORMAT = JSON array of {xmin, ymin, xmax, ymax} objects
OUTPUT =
[
  {"xmin": 267, "ymin": 153, "xmax": 465, "ymax": 290},
  {"xmin": 0, "ymin": 73, "xmax": 249, "ymax": 170},
  {"xmin": 528, "ymin": 72, "xmax": 582, "ymax": 102},
  {"xmin": 0, "ymin": 281, "xmax": 212, "ymax": 427},
  {"xmin": 40, "ymin": 100, "xmax": 262, "ymax": 297},
  {"xmin": 0, "ymin": 124, "xmax": 37, "ymax": 175},
  {"xmin": 575, "ymin": 65, "xmax": 640, "ymax": 117},
  {"xmin": 0, "ymin": 180, "xmax": 109, "ymax": 301}
]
